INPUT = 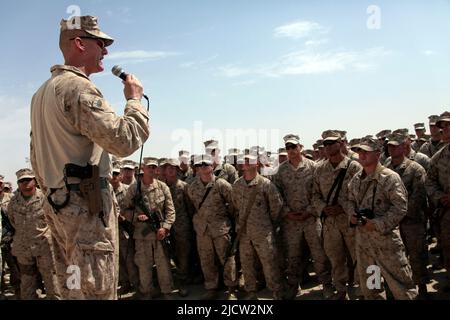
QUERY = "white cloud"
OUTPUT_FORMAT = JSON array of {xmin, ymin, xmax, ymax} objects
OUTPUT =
[
  {"xmin": 274, "ymin": 21, "xmax": 327, "ymax": 39},
  {"xmin": 107, "ymin": 50, "xmax": 179, "ymax": 61},
  {"xmin": 422, "ymin": 50, "xmax": 436, "ymax": 56},
  {"xmin": 216, "ymin": 47, "xmax": 391, "ymax": 78},
  {"xmin": 305, "ymin": 39, "xmax": 328, "ymax": 47},
  {"xmin": 216, "ymin": 65, "xmax": 250, "ymax": 78},
  {"xmin": 180, "ymin": 55, "xmax": 218, "ymax": 69}
]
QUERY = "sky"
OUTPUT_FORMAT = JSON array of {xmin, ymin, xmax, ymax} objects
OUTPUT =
[{"xmin": 1, "ymin": 0, "xmax": 450, "ymax": 186}]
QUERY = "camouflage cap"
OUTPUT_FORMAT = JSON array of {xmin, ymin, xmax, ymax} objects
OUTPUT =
[
  {"xmin": 436, "ymin": 111, "xmax": 450, "ymax": 128},
  {"xmin": 321, "ymin": 130, "xmax": 342, "ymax": 142},
  {"xmin": 355, "ymin": 137, "xmax": 382, "ymax": 152},
  {"xmin": 158, "ymin": 158, "xmax": 168, "ymax": 166},
  {"xmin": 122, "ymin": 159, "xmax": 136, "ymax": 170},
  {"xmin": 414, "ymin": 123, "xmax": 425, "ymax": 130},
  {"xmin": 112, "ymin": 162, "xmax": 121, "ymax": 174},
  {"xmin": 409, "ymin": 134, "xmax": 416, "ymax": 141},
  {"xmin": 375, "ymin": 129, "xmax": 392, "ymax": 139},
  {"xmin": 143, "ymin": 157, "xmax": 159, "ymax": 167},
  {"xmin": 162, "ymin": 158, "xmax": 180, "ymax": 168},
  {"xmin": 16, "ymin": 168, "xmax": 35, "ymax": 181},
  {"xmin": 60, "ymin": 15, "xmax": 114, "ymax": 47},
  {"xmin": 338, "ymin": 130, "xmax": 348, "ymax": 141},
  {"xmin": 204, "ymin": 139, "xmax": 219, "ymax": 150},
  {"xmin": 278, "ymin": 147, "xmax": 288, "ymax": 156},
  {"xmin": 392, "ymin": 128, "xmax": 409, "ymax": 135},
  {"xmin": 283, "ymin": 134, "xmax": 300, "ymax": 145},
  {"xmin": 428, "ymin": 115, "xmax": 440, "ymax": 126},
  {"xmin": 228, "ymin": 148, "xmax": 240, "ymax": 156},
  {"xmin": 316, "ymin": 139, "xmax": 324, "ymax": 148},
  {"xmin": 303, "ymin": 149, "xmax": 314, "ymax": 160},
  {"xmin": 178, "ymin": 150, "xmax": 190, "ymax": 158},
  {"xmin": 387, "ymin": 133, "xmax": 408, "ymax": 146},
  {"xmin": 194, "ymin": 154, "xmax": 213, "ymax": 166},
  {"xmin": 349, "ymin": 138, "xmax": 361, "ymax": 149},
  {"xmin": 3, "ymin": 182, "xmax": 12, "ymax": 189},
  {"xmin": 243, "ymin": 148, "xmax": 258, "ymax": 161},
  {"xmin": 250, "ymin": 146, "xmax": 265, "ymax": 155}
]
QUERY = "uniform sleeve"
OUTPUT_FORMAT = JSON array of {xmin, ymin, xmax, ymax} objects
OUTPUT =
[
  {"xmin": 220, "ymin": 180, "xmax": 236, "ymax": 218},
  {"xmin": 227, "ymin": 165, "xmax": 239, "ymax": 184},
  {"xmin": 30, "ymin": 135, "xmax": 47, "ymax": 194},
  {"xmin": 162, "ymin": 184, "xmax": 176, "ymax": 230},
  {"xmin": 182, "ymin": 184, "xmax": 196, "ymax": 218},
  {"xmin": 267, "ymin": 181, "xmax": 283, "ymax": 222},
  {"xmin": 62, "ymin": 80, "xmax": 150, "ymax": 158},
  {"xmin": 407, "ymin": 165, "xmax": 427, "ymax": 219},
  {"xmin": 6, "ymin": 200, "xmax": 16, "ymax": 228},
  {"xmin": 372, "ymin": 174, "xmax": 408, "ymax": 234},
  {"xmin": 311, "ymin": 166, "xmax": 327, "ymax": 217},
  {"xmin": 425, "ymin": 154, "xmax": 447, "ymax": 207},
  {"xmin": 305, "ymin": 162, "xmax": 318, "ymax": 217},
  {"xmin": 272, "ymin": 167, "xmax": 290, "ymax": 218}
]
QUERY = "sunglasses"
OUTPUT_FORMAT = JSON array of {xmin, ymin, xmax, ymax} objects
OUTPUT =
[
  {"xmin": 112, "ymin": 172, "xmax": 120, "ymax": 176},
  {"xmin": 323, "ymin": 140, "xmax": 338, "ymax": 146},
  {"xmin": 194, "ymin": 162, "xmax": 210, "ymax": 168},
  {"xmin": 18, "ymin": 178, "xmax": 33, "ymax": 184},
  {"xmin": 285, "ymin": 144, "xmax": 298, "ymax": 150},
  {"xmin": 70, "ymin": 36, "xmax": 105, "ymax": 50}
]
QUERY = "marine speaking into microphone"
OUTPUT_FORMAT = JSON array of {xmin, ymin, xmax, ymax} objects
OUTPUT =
[{"xmin": 30, "ymin": 15, "xmax": 150, "ymax": 300}]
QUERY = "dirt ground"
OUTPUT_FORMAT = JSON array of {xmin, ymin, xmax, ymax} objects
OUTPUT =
[{"xmin": 1, "ymin": 243, "xmax": 449, "ymax": 300}]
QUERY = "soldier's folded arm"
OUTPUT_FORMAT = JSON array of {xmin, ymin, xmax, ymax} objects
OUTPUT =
[{"xmin": 75, "ymin": 88, "xmax": 150, "ymax": 157}]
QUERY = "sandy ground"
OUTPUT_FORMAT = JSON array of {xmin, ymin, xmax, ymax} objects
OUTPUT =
[{"xmin": 1, "ymin": 243, "xmax": 449, "ymax": 300}]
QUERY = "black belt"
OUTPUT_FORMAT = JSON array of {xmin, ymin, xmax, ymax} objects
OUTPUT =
[{"xmin": 67, "ymin": 178, "xmax": 109, "ymax": 191}]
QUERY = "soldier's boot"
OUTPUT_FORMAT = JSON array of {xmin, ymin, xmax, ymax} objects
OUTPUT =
[
  {"xmin": 417, "ymin": 284, "xmax": 429, "ymax": 300},
  {"xmin": 331, "ymin": 291, "xmax": 348, "ymax": 300},
  {"xmin": 118, "ymin": 282, "xmax": 132, "ymax": 295},
  {"xmin": 178, "ymin": 282, "xmax": 189, "ymax": 298},
  {"xmin": 202, "ymin": 289, "xmax": 218, "ymax": 300},
  {"xmin": 272, "ymin": 291, "xmax": 283, "ymax": 300},
  {"xmin": 284, "ymin": 284, "xmax": 300, "ymax": 300},
  {"xmin": 226, "ymin": 286, "xmax": 238, "ymax": 300},
  {"xmin": 242, "ymin": 291, "xmax": 258, "ymax": 300},
  {"xmin": 322, "ymin": 283, "xmax": 335, "ymax": 300}
]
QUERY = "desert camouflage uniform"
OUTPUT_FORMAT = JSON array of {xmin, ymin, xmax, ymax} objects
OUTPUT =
[
  {"xmin": 114, "ymin": 182, "xmax": 139, "ymax": 291},
  {"xmin": 408, "ymin": 149, "xmax": 430, "ymax": 171},
  {"xmin": 231, "ymin": 174, "xmax": 283, "ymax": 296},
  {"xmin": 0, "ymin": 191, "xmax": 12, "ymax": 287},
  {"xmin": 30, "ymin": 65, "xmax": 149, "ymax": 299},
  {"xmin": 425, "ymin": 144, "xmax": 450, "ymax": 282},
  {"xmin": 187, "ymin": 176, "xmax": 237, "ymax": 290},
  {"xmin": 167, "ymin": 179, "xmax": 195, "ymax": 284},
  {"xmin": 419, "ymin": 140, "xmax": 448, "ymax": 158},
  {"xmin": 312, "ymin": 157, "xmax": 362, "ymax": 293},
  {"xmin": 273, "ymin": 159, "xmax": 332, "ymax": 291},
  {"xmin": 385, "ymin": 158, "xmax": 428, "ymax": 286},
  {"xmin": 214, "ymin": 163, "xmax": 239, "ymax": 184},
  {"xmin": 348, "ymin": 164, "xmax": 417, "ymax": 300},
  {"xmin": 123, "ymin": 179, "xmax": 175, "ymax": 296},
  {"xmin": 8, "ymin": 189, "xmax": 60, "ymax": 299},
  {"xmin": 178, "ymin": 167, "xmax": 194, "ymax": 182}
]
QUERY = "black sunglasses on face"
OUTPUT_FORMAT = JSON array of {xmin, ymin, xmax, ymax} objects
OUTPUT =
[
  {"xmin": 323, "ymin": 140, "xmax": 338, "ymax": 146},
  {"xmin": 70, "ymin": 36, "xmax": 105, "ymax": 50},
  {"xmin": 285, "ymin": 144, "xmax": 297, "ymax": 150},
  {"xmin": 18, "ymin": 178, "xmax": 33, "ymax": 184}
]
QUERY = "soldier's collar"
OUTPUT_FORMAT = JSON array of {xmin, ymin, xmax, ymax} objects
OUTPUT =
[{"xmin": 51, "ymin": 64, "xmax": 90, "ymax": 80}]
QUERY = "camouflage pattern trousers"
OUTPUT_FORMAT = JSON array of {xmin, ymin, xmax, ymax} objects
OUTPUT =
[
  {"xmin": 239, "ymin": 231, "xmax": 282, "ymax": 293},
  {"xmin": 399, "ymin": 220, "xmax": 429, "ymax": 285},
  {"xmin": 134, "ymin": 235, "xmax": 174, "ymax": 295},
  {"xmin": 196, "ymin": 232, "xmax": 237, "ymax": 290},
  {"xmin": 44, "ymin": 188, "xmax": 119, "ymax": 300},
  {"xmin": 322, "ymin": 214, "xmax": 357, "ymax": 292},
  {"xmin": 118, "ymin": 229, "xmax": 139, "ymax": 289},
  {"xmin": 355, "ymin": 228, "xmax": 417, "ymax": 300},
  {"xmin": 281, "ymin": 217, "xmax": 331, "ymax": 288},
  {"xmin": 14, "ymin": 240, "xmax": 60, "ymax": 299}
]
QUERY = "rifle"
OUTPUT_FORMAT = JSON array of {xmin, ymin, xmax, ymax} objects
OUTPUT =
[{"xmin": 133, "ymin": 182, "xmax": 173, "ymax": 258}]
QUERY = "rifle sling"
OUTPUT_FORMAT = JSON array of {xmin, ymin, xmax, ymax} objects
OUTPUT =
[{"xmin": 198, "ymin": 186, "xmax": 213, "ymax": 210}]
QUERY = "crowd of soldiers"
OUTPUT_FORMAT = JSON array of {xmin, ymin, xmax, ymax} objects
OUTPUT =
[{"xmin": 1, "ymin": 110, "xmax": 450, "ymax": 300}]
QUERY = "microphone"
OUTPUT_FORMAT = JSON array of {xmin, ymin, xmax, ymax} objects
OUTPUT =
[
  {"xmin": 111, "ymin": 65, "xmax": 128, "ymax": 81},
  {"xmin": 112, "ymin": 65, "xmax": 149, "ymax": 101}
]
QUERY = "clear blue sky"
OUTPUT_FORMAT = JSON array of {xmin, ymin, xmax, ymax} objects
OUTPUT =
[{"xmin": 1, "ymin": 0, "xmax": 450, "ymax": 185}]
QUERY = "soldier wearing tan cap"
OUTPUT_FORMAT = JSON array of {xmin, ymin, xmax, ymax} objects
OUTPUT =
[
  {"xmin": 186, "ymin": 154, "xmax": 237, "ymax": 300},
  {"xmin": 162, "ymin": 158, "xmax": 196, "ymax": 297},
  {"xmin": 348, "ymin": 137, "xmax": 417, "ymax": 300},
  {"xmin": 420, "ymin": 115, "xmax": 447, "ymax": 158},
  {"xmin": 273, "ymin": 134, "xmax": 333, "ymax": 299},
  {"xmin": 121, "ymin": 160, "xmax": 137, "ymax": 186},
  {"xmin": 385, "ymin": 133, "xmax": 429, "ymax": 298},
  {"xmin": 375, "ymin": 129, "xmax": 392, "ymax": 165},
  {"xmin": 178, "ymin": 151, "xmax": 193, "ymax": 182},
  {"xmin": 312, "ymin": 130, "xmax": 362, "ymax": 299},
  {"xmin": 231, "ymin": 150, "xmax": 284, "ymax": 299},
  {"xmin": 7, "ymin": 169, "xmax": 60, "ymax": 299},
  {"xmin": 0, "ymin": 174, "xmax": 12, "ymax": 289},
  {"xmin": 29, "ymin": 15, "xmax": 150, "ymax": 299},
  {"xmin": 391, "ymin": 129, "xmax": 431, "ymax": 171},
  {"xmin": 411, "ymin": 123, "xmax": 427, "ymax": 151},
  {"xmin": 123, "ymin": 157, "xmax": 175, "ymax": 299},
  {"xmin": 277, "ymin": 147, "xmax": 288, "ymax": 165},
  {"xmin": 426, "ymin": 111, "xmax": 450, "ymax": 293},
  {"xmin": 338, "ymin": 130, "xmax": 359, "ymax": 161},
  {"xmin": 204, "ymin": 140, "xmax": 239, "ymax": 184}
]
